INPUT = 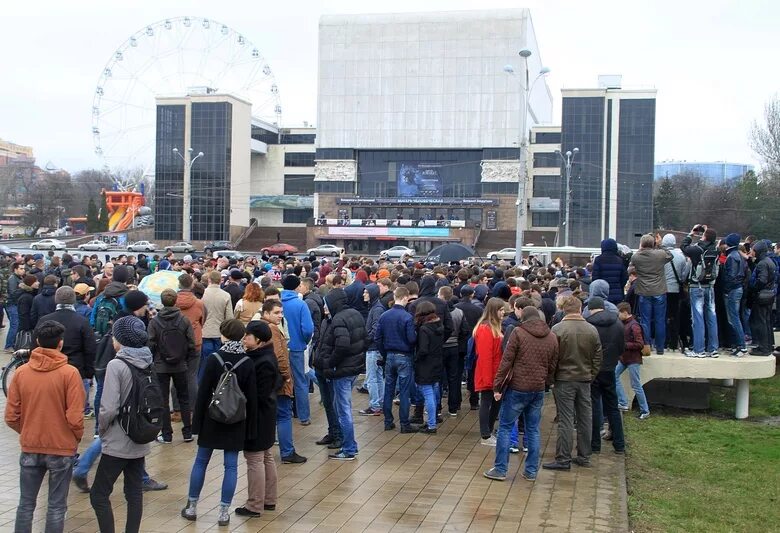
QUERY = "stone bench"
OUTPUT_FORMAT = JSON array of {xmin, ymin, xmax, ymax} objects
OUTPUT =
[{"xmin": 620, "ymin": 353, "xmax": 777, "ymax": 419}]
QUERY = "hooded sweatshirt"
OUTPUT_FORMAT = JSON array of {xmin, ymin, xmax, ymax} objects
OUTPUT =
[
  {"xmin": 661, "ymin": 233, "xmax": 689, "ymax": 293},
  {"xmin": 98, "ymin": 346, "xmax": 154, "ymax": 459},
  {"xmin": 4, "ymin": 346, "xmax": 85, "ymax": 456},
  {"xmin": 583, "ymin": 279, "xmax": 619, "ymax": 318},
  {"xmin": 408, "ymin": 275, "xmax": 454, "ymax": 339},
  {"xmin": 30, "ymin": 284, "xmax": 57, "ymax": 327},
  {"xmin": 90, "ymin": 280, "xmax": 129, "ymax": 327},
  {"xmin": 281, "ymin": 289, "xmax": 314, "ymax": 352},
  {"xmin": 176, "ymin": 290, "xmax": 205, "ymax": 350},
  {"xmin": 585, "ymin": 310, "xmax": 625, "ymax": 371},
  {"xmin": 364, "ymin": 284, "xmax": 384, "ymax": 352}
]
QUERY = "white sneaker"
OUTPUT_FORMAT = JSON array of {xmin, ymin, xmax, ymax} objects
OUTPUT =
[
  {"xmin": 480, "ymin": 435, "xmax": 497, "ymax": 447},
  {"xmin": 686, "ymin": 352, "xmax": 705, "ymax": 358},
  {"xmin": 707, "ymin": 351, "xmax": 719, "ymax": 358}
]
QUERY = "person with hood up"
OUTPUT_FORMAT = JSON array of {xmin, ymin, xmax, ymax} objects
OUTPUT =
[
  {"xmin": 722, "ymin": 233, "xmax": 748, "ymax": 356},
  {"xmin": 280, "ymin": 275, "xmax": 314, "ymax": 426},
  {"xmin": 90, "ymin": 316, "xmax": 154, "ymax": 533},
  {"xmin": 31, "ymin": 275, "xmax": 58, "ymax": 327},
  {"xmin": 360, "ymin": 283, "xmax": 385, "ymax": 416},
  {"xmin": 89, "ymin": 265, "xmax": 131, "ymax": 331},
  {"xmin": 582, "ymin": 279, "xmax": 619, "ymax": 318},
  {"xmin": 591, "ymin": 238, "xmax": 628, "ymax": 304},
  {"xmin": 584, "ymin": 297, "xmax": 626, "ymax": 454},
  {"xmin": 473, "ymin": 283, "xmax": 489, "ymax": 308},
  {"xmin": 5, "ymin": 320, "xmax": 86, "ymax": 533},
  {"xmin": 15, "ymin": 274, "xmax": 39, "ymax": 347},
  {"xmin": 483, "ymin": 306, "xmax": 558, "ymax": 482},
  {"xmin": 413, "ymin": 301, "xmax": 444, "ymax": 434},
  {"xmin": 316, "ymin": 287, "xmax": 368, "ymax": 460},
  {"xmin": 661, "ymin": 234, "xmax": 691, "ymax": 353},
  {"xmin": 491, "ymin": 281, "xmax": 512, "ymax": 302},
  {"xmin": 747, "ymin": 240, "xmax": 776, "ymax": 355},
  {"xmin": 344, "ymin": 268, "xmax": 369, "ymax": 318}
]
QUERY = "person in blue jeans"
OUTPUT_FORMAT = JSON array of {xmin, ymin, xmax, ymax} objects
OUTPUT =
[
  {"xmin": 72, "ymin": 437, "xmax": 167, "ymax": 493},
  {"xmin": 413, "ymin": 301, "xmax": 445, "ymax": 434},
  {"xmin": 314, "ymin": 287, "xmax": 367, "ymax": 460},
  {"xmin": 3, "ymin": 262, "xmax": 24, "ymax": 350},
  {"xmin": 361, "ymin": 284, "xmax": 386, "ymax": 415},
  {"xmin": 484, "ymin": 306, "xmax": 558, "ymax": 482},
  {"xmin": 615, "ymin": 303, "xmax": 650, "ymax": 418},
  {"xmin": 280, "ymin": 275, "xmax": 314, "ymax": 426},
  {"xmin": 681, "ymin": 226, "xmax": 720, "ymax": 357},
  {"xmin": 375, "ymin": 287, "xmax": 418, "ymax": 433},
  {"xmin": 629, "ymin": 234, "xmax": 673, "ymax": 354},
  {"xmin": 723, "ymin": 233, "xmax": 748, "ymax": 355}
]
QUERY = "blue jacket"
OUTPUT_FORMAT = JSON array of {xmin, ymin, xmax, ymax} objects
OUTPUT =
[
  {"xmin": 723, "ymin": 247, "xmax": 747, "ymax": 293},
  {"xmin": 281, "ymin": 289, "xmax": 314, "ymax": 351},
  {"xmin": 375, "ymin": 304, "xmax": 416, "ymax": 358},
  {"xmin": 591, "ymin": 239, "xmax": 628, "ymax": 304}
]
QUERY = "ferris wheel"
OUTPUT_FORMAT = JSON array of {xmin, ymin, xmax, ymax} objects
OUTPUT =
[{"xmin": 92, "ymin": 16, "xmax": 282, "ymax": 174}]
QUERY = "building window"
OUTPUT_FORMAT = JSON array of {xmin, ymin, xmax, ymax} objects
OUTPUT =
[
  {"xmin": 316, "ymin": 148, "xmax": 355, "ymax": 160},
  {"xmin": 283, "ymin": 175, "xmax": 314, "ymax": 195},
  {"xmin": 482, "ymin": 148, "xmax": 519, "ymax": 160},
  {"xmin": 154, "ymin": 105, "xmax": 186, "ymax": 241},
  {"xmin": 282, "ymin": 209, "xmax": 313, "ymax": 223},
  {"xmin": 284, "ymin": 152, "xmax": 315, "ymax": 167},
  {"xmin": 280, "ymin": 133, "xmax": 315, "ymax": 144},
  {"xmin": 534, "ymin": 132, "xmax": 561, "ymax": 144},
  {"xmin": 532, "ymin": 211, "xmax": 559, "ymax": 227},
  {"xmin": 482, "ymin": 183, "xmax": 517, "ymax": 195},
  {"xmin": 314, "ymin": 181, "xmax": 354, "ymax": 194},
  {"xmin": 533, "ymin": 152, "xmax": 559, "ymax": 168},
  {"xmin": 532, "ymin": 175, "xmax": 561, "ymax": 199}
]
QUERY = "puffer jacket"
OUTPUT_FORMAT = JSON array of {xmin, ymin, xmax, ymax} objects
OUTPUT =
[
  {"xmin": 749, "ymin": 240, "xmax": 777, "ymax": 295},
  {"xmin": 414, "ymin": 320, "xmax": 444, "ymax": 385},
  {"xmin": 176, "ymin": 290, "xmax": 205, "ymax": 350},
  {"xmin": 16, "ymin": 284, "xmax": 37, "ymax": 332},
  {"xmin": 31, "ymin": 284, "xmax": 57, "ymax": 327},
  {"xmin": 586, "ymin": 310, "xmax": 625, "ymax": 371},
  {"xmin": 494, "ymin": 317, "xmax": 558, "ymax": 392},
  {"xmin": 303, "ymin": 290, "xmax": 324, "ymax": 349},
  {"xmin": 408, "ymin": 275, "xmax": 454, "ymax": 339},
  {"xmin": 591, "ymin": 238, "xmax": 628, "ymax": 304},
  {"xmin": 316, "ymin": 288, "xmax": 368, "ymax": 378}
]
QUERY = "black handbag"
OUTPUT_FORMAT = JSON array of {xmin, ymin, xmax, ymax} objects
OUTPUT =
[{"xmin": 757, "ymin": 288, "xmax": 775, "ymax": 306}]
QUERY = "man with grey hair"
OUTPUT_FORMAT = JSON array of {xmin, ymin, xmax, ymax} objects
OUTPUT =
[
  {"xmin": 629, "ymin": 234, "xmax": 673, "ymax": 355},
  {"xmin": 661, "ymin": 233, "xmax": 690, "ymax": 353}
]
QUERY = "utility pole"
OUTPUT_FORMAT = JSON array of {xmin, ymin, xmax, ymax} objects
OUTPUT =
[
  {"xmin": 556, "ymin": 147, "xmax": 579, "ymax": 247},
  {"xmin": 173, "ymin": 147, "xmax": 204, "ymax": 241}
]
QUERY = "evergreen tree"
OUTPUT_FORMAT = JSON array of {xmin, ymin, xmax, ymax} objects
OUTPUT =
[
  {"xmin": 86, "ymin": 197, "xmax": 99, "ymax": 233},
  {"xmin": 98, "ymin": 193, "xmax": 110, "ymax": 231},
  {"xmin": 653, "ymin": 177, "xmax": 680, "ymax": 230}
]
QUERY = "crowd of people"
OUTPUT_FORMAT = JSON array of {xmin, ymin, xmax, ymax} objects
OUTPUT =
[{"xmin": 1, "ymin": 222, "xmax": 777, "ymax": 531}]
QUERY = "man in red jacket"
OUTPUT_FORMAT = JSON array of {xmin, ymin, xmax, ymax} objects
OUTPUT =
[{"xmin": 5, "ymin": 320, "xmax": 86, "ymax": 533}]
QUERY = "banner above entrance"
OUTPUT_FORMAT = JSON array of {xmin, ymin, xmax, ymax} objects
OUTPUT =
[{"xmin": 336, "ymin": 197, "xmax": 498, "ymax": 206}]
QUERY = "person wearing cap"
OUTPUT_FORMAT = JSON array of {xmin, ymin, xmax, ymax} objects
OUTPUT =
[
  {"xmin": 90, "ymin": 316, "xmax": 154, "ymax": 533},
  {"xmin": 280, "ymin": 275, "xmax": 314, "ymax": 426},
  {"xmin": 584, "ymin": 297, "xmax": 626, "ymax": 455},
  {"xmin": 74, "ymin": 283, "xmax": 95, "ymax": 318},
  {"xmin": 224, "ymin": 270, "xmax": 246, "ymax": 309},
  {"xmin": 723, "ymin": 233, "xmax": 748, "ymax": 356},
  {"xmin": 200, "ymin": 271, "xmax": 233, "ymax": 380}
]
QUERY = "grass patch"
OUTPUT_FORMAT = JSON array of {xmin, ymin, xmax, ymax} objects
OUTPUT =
[{"xmin": 625, "ymin": 377, "xmax": 780, "ymax": 533}]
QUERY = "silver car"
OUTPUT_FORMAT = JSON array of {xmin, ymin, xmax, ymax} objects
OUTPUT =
[
  {"xmin": 307, "ymin": 244, "xmax": 344, "ymax": 257},
  {"xmin": 127, "ymin": 240, "xmax": 156, "ymax": 252},
  {"xmin": 31, "ymin": 239, "xmax": 67, "ymax": 250},
  {"xmin": 78, "ymin": 240, "xmax": 108, "ymax": 251},
  {"xmin": 165, "ymin": 242, "xmax": 195, "ymax": 253},
  {"xmin": 486, "ymin": 248, "xmax": 516, "ymax": 261},
  {"xmin": 379, "ymin": 246, "xmax": 415, "ymax": 259}
]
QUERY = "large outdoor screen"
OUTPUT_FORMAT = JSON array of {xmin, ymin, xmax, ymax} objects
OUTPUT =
[{"xmin": 398, "ymin": 162, "xmax": 443, "ymax": 197}]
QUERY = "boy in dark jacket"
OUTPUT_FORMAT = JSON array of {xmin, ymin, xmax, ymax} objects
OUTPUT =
[
  {"xmin": 317, "ymin": 288, "xmax": 367, "ymax": 460},
  {"xmin": 615, "ymin": 302, "xmax": 649, "ymax": 418},
  {"xmin": 413, "ymin": 301, "xmax": 444, "ymax": 434},
  {"xmin": 31, "ymin": 275, "xmax": 58, "ymax": 328},
  {"xmin": 15, "ymin": 274, "xmax": 39, "ymax": 343},
  {"xmin": 148, "ymin": 289, "xmax": 196, "ymax": 443},
  {"xmin": 360, "ymin": 283, "xmax": 386, "ymax": 416}
]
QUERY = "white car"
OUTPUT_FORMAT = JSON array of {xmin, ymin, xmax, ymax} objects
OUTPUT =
[
  {"xmin": 487, "ymin": 248, "xmax": 517, "ymax": 261},
  {"xmin": 379, "ymin": 246, "xmax": 415, "ymax": 259},
  {"xmin": 78, "ymin": 240, "xmax": 109, "ymax": 251},
  {"xmin": 31, "ymin": 239, "xmax": 67, "ymax": 250},
  {"xmin": 165, "ymin": 242, "xmax": 195, "ymax": 253},
  {"xmin": 127, "ymin": 240, "xmax": 156, "ymax": 252},
  {"xmin": 307, "ymin": 244, "xmax": 344, "ymax": 257}
]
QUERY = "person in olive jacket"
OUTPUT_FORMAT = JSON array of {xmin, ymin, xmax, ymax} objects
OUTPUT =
[
  {"xmin": 235, "ymin": 320, "xmax": 281, "ymax": 518},
  {"xmin": 315, "ymin": 288, "xmax": 368, "ymax": 461},
  {"xmin": 183, "ymin": 319, "xmax": 257, "ymax": 528}
]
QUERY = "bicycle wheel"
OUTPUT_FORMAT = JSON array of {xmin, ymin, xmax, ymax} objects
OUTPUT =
[{"xmin": 2, "ymin": 357, "xmax": 25, "ymax": 397}]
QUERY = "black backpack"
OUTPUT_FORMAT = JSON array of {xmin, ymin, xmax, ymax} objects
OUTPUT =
[
  {"xmin": 94, "ymin": 333, "xmax": 116, "ymax": 380},
  {"xmin": 208, "ymin": 354, "xmax": 250, "ymax": 425},
  {"xmin": 691, "ymin": 242, "xmax": 720, "ymax": 284},
  {"xmin": 117, "ymin": 359, "xmax": 164, "ymax": 444},
  {"xmin": 156, "ymin": 316, "xmax": 187, "ymax": 366}
]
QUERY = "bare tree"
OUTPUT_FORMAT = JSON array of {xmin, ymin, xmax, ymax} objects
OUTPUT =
[
  {"xmin": 750, "ymin": 95, "xmax": 780, "ymax": 173},
  {"xmin": 20, "ymin": 171, "xmax": 73, "ymax": 236}
]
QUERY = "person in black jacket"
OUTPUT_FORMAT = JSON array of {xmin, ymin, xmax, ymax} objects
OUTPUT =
[
  {"xmin": 235, "ymin": 321, "xmax": 281, "ymax": 518},
  {"xmin": 591, "ymin": 238, "xmax": 629, "ymax": 305},
  {"xmin": 15, "ymin": 275, "xmax": 39, "ymax": 343},
  {"xmin": 183, "ymin": 319, "xmax": 257, "ymax": 527},
  {"xmin": 585, "ymin": 297, "xmax": 626, "ymax": 454},
  {"xmin": 31, "ymin": 275, "xmax": 58, "ymax": 328},
  {"xmin": 148, "ymin": 289, "xmax": 196, "ymax": 443},
  {"xmin": 747, "ymin": 240, "xmax": 776, "ymax": 355},
  {"xmin": 455, "ymin": 285, "xmax": 482, "ymax": 410},
  {"xmin": 316, "ymin": 288, "xmax": 367, "ymax": 461},
  {"xmin": 414, "ymin": 301, "xmax": 444, "ymax": 434}
]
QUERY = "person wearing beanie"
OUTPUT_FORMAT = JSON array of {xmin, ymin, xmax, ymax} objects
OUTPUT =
[
  {"xmin": 183, "ymin": 319, "xmax": 257, "ymax": 527},
  {"xmin": 235, "ymin": 320, "xmax": 280, "ymax": 518},
  {"xmin": 90, "ymin": 316, "xmax": 154, "ymax": 533},
  {"xmin": 148, "ymin": 289, "xmax": 196, "ymax": 443},
  {"xmin": 30, "ymin": 274, "xmax": 59, "ymax": 327},
  {"xmin": 5, "ymin": 320, "xmax": 86, "ymax": 533},
  {"xmin": 280, "ymin": 274, "xmax": 314, "ymax": 426},
  {"xmin": 723, "ymin": 233, "xmax": 747, "ymax": 356}
]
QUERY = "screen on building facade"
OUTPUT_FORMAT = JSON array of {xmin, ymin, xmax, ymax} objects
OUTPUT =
[{"xmin": 398, "ymin": 163, "xmax": 443, "ymax": 198}]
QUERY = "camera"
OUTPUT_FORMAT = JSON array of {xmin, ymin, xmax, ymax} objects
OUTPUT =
[{"xmin": 693, "ymin": 224, "xmax": 705, "ymax": 234}]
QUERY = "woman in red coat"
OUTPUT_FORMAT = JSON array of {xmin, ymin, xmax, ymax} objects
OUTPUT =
[{"xmin": 473, "ymin": 297, "xmax": 507, "ymax": 445}]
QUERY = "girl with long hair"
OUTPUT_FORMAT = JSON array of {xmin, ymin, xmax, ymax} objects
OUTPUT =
[
  {"xmin": 414, "ymin": 301, "xmax": 444, "ymax": 434},
  {"xmin": 473, "ymin": 297, "xmax": 507, "ymax": 445},
  {"xmin": 234, "ymin": 283, "xmax": 264, "ymax": 325}
]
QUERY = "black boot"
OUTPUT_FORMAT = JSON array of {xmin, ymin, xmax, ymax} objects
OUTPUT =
[{"xmin": 409, "ymin": 404, "xmax": 424, "ymax": 425}]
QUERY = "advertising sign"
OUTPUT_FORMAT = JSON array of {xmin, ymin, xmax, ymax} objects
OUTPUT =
[
  {"xmin": 398, "ymin": 163, "xmax": 443, "ymax": 198},
  {"xmin": 95, "ymin": 233, "xmax": 128, "ymax": 246},
  {"xmin": 486, "ymin": 211, "xmax": 497, "ymax": 230},
  {"xmin": 336, "ymin": 197, "xmax": 498, "ymax": 206}
]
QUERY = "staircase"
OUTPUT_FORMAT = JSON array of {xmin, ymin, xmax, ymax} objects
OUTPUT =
[{"xmin": 240, "ymin": 226, "xmax": 308, "ymax": 253}]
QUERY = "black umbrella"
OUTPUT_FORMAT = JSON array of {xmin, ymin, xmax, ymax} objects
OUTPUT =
[{"xmin": 425, "ymin": 243, "xmax": 476, "ymax": 264}]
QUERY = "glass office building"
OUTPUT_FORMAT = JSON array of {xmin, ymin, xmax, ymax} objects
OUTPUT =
[{"xmin": 654, "ymin": 161, "xmax": 754, "ymax": 184}]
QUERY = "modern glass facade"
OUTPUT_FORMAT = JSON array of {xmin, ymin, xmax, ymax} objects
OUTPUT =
[
  {"xmin": 533, "ymin": 175, "xmax": 562, "ymax": 199},
  {"xmin": 654, "ymin": 161, "xmax": 753, "ymax": 184},
  {"xmin": 284, "ymin": 174, "xmax": 315, "ymax": 196},
  {"xmin": 190, "ymin": 102, "xmax": 232, "ymax": 241},
  {"xmin": 154, "ymin": 105, "xmax": 186, "ymax": 240},
  {"xmin": 284, "ymin": 152, "xmax": 316, "ymax": 167}
]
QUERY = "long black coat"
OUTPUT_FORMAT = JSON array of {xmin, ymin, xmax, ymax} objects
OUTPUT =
[
  {"xmin": 31, "ymin": 285, "xmax": 57, "ymax": 327},
  {"xmin": 414, "ymin": 320, "xmax": 444, "ymax": 385},
  {"xmin": 193, "ymin": 349, "xmax": 258, "ymax": 451},
  {"xmin": 16, "ymin": 287, "xmax": 36, "ymax": 332},
  {"xmin": 38, "ymin": 308, "xmax": 97, "ymax": 379},
  {"xmin": 316, "ymin": 288, "xmax": 368, "ymax": 379},
  {"xmin": 244, "ymin": 344, "xmax": 281, "ymax": 452}
]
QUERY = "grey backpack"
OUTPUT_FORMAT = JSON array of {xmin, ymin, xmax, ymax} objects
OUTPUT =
[{"xmin": 208, "ymin": 354, "xmax": 250, "ymax": 424}]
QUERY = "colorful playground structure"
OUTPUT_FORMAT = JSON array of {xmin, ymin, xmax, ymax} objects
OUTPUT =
[{"xmin": 103, "ymin": 189, "xmax": 145, "ymax": 231}]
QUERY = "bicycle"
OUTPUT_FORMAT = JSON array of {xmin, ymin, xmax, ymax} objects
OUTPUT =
[{"xmin": 2, "ymin": 349, "xmax": 30, "ymax": 397}]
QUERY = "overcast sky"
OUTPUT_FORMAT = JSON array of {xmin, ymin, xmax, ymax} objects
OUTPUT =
[{"xmin": 2, "ymin": 0, "xmax": 776, "ymax": 172}]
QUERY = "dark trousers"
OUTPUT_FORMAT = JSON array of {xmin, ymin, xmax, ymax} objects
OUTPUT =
[
  {"xmin": 467, "ymin": 366, "xmax": 479, "ymax": 408},
  {"xmin": 90, "ymin": 454, "xmax": 145, "ymax": 533},
  {"xmin": 479, "ymin": 390, "xmax": 501, "ymax": 438},
  {"xmin": 591, "ymin": 370, "xmax": 625, "ymax": 452},
  {"xmin": 157, "ymin": 371, "xmax": 192, "ymax": 440},
  {"xmin": 316, "ymin": 370, "xmax": 342, "ymax": 440},
  {"xmin": 440, "ymin": 346, "xmax": 462, "ymax": 413},
  {"xmin": 16, "ymin": 452, "xmax": 74, "ymax": 533},
  {"xmin": 665, "ymin": 292, "xmax": 686, "ymax": 350},
  {"xmin": 750, "ymin": 302, "xmax": 774, "ymax": 354}
]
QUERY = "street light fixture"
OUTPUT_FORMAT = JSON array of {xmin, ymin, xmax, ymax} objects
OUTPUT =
[
  {"xmin": 172, "ymin": 147, "xmax": 205, "ymax": 241},
  {"xmin": 504, "ymin": 50, "xmax": 550, "ymax": 265},
  {"xmin": 555, "ymin": 147, "xmax": 579, "ymax": 247}
]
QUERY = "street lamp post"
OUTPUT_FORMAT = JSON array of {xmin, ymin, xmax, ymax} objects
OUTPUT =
[
  {"xmin": 172, "ymin": 147, "xmax": 204, "ymax": 242},
  {"xmin": 504, "ymin": 51, "xmax": 550, "ymax": 266},
  {"xmin": 556, "ymin": 148, "xmax": 579, "ymax": 247}
]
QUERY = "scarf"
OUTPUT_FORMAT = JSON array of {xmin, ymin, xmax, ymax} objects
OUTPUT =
[
  {"xmin": 56, "ymin": 304, "xmax": 76, "ymax": 312},
  {"xmin": 220, "ymin": 340, "xmax": 246, "ymax": 355}
]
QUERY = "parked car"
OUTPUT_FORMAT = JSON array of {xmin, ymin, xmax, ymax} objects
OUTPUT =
[
  {"xmin": 127, "ymin": 240, "xmax": 156, "ymax": 252},
  {"xmin": 203, "ymin": 240, "xmax": 233, "ymax": 255},
  {"xmin": 486, "ymin": 248, "xmax": 516, "ymax": 261},
  {"xmin": 31, "ymin": 239, "xmax": 67, "ymax": 250},
  {"xmin": 379, "ymin": 245, "xmax": 415, "ymax": 260},
  {"xmin": 213, "ymin": 250, "xmax": 245, "ymax": 261},
  {"xmin": 165, "ymin": 242, "xmax": 195, "ymax": 253},
  {"xmin": 261, "ymin": 243, "xmax": 298, "ymax": 256},
  {"xmin": 78, "ymin": 240, "xmax": 108, "ymax": 251},
  {"xmin": 306, "ymin": 244, "xmax": 344, "ymax": 257}
]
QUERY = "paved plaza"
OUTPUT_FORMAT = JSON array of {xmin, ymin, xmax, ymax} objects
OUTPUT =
[{"xmin": 0, "ymin": 359, "xmax": 629, "ymax": 533}]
